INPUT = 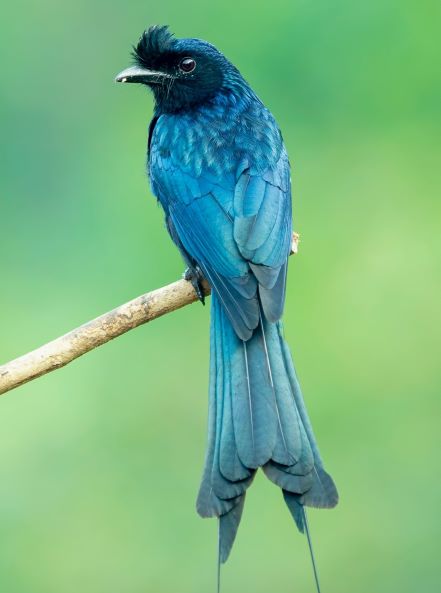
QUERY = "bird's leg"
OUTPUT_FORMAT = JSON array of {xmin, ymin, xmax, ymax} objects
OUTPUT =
[
  {"xmin": 165, "ymin": 213, "xmax": 207, "ymax": 305},
  {"xmin": 183, "ymin": 264, "xmax": 206, "ymax": 305}
]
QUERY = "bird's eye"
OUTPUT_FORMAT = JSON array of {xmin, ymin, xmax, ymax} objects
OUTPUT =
[{"xmin": 179, "ymin": 57, "xmax": 196, "ymax": 73}]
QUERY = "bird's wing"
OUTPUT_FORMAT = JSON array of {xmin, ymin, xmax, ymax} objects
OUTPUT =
[
  {"xmin": 233, "ymin": 150, "xmax": 292, "ymax": 324},
  {"xmin": 150, "ymin": 146, "xmax": 292, "ymax": 340}
]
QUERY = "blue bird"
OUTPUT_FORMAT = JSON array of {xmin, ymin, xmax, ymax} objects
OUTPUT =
[{"xmin": 116, "ymin": 25, "xmax": 338, "ymax": 588}]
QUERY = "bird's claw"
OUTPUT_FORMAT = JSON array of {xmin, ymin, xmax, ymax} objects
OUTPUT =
[{"xmin": 183, "ymin": 266, "xmax": 206, "ymax": 305}]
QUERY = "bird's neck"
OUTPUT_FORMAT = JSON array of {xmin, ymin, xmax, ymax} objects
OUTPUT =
[{"xmin": 153, "ymin": 78, "xmax": 256, "ymax": 115}]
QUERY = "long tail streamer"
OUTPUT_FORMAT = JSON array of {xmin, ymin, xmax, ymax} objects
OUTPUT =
[{"xmin": 303, "ymin": 507, "xmax": 322, "ymax": 593}]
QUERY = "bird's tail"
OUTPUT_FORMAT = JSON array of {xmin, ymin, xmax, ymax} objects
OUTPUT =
[{"xmin": 196, "ymin": 293, "xmax": 338, "ymax": 565}]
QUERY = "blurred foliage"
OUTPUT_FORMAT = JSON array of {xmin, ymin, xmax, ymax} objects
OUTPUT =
[{"xmin": 0, "ymin": 1, "xmax": 440, "ymax": 592}]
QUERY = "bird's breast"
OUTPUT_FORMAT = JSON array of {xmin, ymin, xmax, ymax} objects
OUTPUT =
[{"xmin": 150, "ymin": 98, "xmax": 283, "ymax": 178}]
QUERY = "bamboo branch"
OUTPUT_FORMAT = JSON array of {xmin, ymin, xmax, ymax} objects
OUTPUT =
[{"xmin": 0, "ymin": 234, "xmax": 299, "ymax": 397}]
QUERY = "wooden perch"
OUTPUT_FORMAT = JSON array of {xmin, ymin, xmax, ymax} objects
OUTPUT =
[{"xmin": 0, "ymin": 234, "xmax": 299, "ymax": 397}]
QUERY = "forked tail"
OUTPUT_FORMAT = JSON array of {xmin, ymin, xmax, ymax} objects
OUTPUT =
[{"xmin": 197, "ymin": 293, "xmax": 338, "ymax": 583}]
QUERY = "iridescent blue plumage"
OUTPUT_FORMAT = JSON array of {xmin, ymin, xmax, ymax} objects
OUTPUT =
[{"xmin": 116, "ymin": 25, "xmax": 338, "ymax": 569}]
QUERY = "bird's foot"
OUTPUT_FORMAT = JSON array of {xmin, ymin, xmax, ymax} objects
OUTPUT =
[
  {"xmin": 183, "ymin": 266, "xmax": 206, "ymax": 305},
  {"xmin": 291, "ymin": 232, "xmax": 300, "ymax": 254}
]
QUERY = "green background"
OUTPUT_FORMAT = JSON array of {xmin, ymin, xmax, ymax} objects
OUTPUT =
[{"xmin": 0, "ymin": 1, "xmax": 440, "ymax": 592}]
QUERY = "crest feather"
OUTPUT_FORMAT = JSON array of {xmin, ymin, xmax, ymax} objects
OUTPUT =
[{"xmin": 132, "ymin": 25, "xmax": 175, "ymax": 67}]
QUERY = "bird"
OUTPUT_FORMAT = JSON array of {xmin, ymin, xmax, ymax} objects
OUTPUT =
[{"xmin": 115, "ymin": 25, "xmax": 338, "ymax": 590}]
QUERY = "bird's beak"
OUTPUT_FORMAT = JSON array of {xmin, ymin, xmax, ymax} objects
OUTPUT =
[{"xmin": 115, "ymin": 66, "xmax": 171, "ymax": 84}]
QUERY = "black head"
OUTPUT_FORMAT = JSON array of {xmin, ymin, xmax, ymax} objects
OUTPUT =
[{"xmin": 115, "ymin": 26, "xmax": 243, "ymax": 112}]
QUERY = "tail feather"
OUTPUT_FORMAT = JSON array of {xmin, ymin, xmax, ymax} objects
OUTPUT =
[
  {"xmin": 259, "ymin": 311, "xmax": 297, "ymax": 466},
  {"xmin": 304, "ymin": 506, "xmax": 323, "ymax": 593},
  {"xmin": 218, "ymin": 345, "xmax": 251, "ymax": 481},
  {"xmin": 196, "ymin": 295, "xmax": 255, "ymax": 519},
  {"xmin": 284, "ymin": 496, "xmax": 324, "ymax": 593},
  {"xmin": 197, "ymin": 293, "xmax": 338, "ymax": 564},
  {"xmin": 211, "ymin": 324, "xmax": 253, "ymax": 500},
  {"xmin": 219, "ymin": 495, "xmax": 246, "ymax": 564},
  {"xmin": 279, "ymin": 330, "xmax": 339, "ymax": 508},
  {"xmin": 283, "ymin": 491, "xmax": 305, "ymax": 532},
  {"xmin": 260, "ymin": 313, "xmax": 311, "ymax": 467},
  {"xmin": 262, "ymin": 461, "xmax": 313, "ymax": 493}
]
